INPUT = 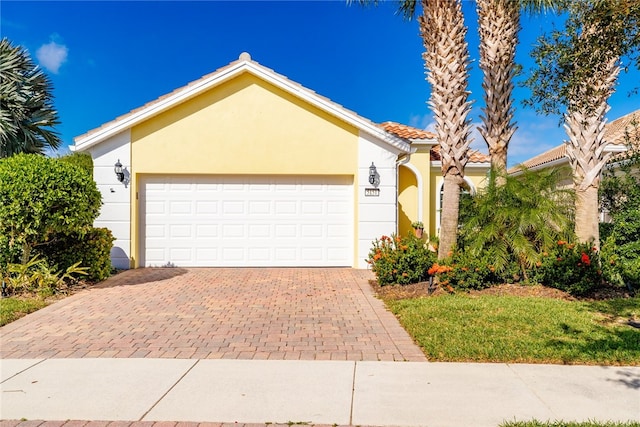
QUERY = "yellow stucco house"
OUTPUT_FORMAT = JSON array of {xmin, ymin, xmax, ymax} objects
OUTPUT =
[{"xmin": 72, "ymin": 53, "xmax": 490, "ymax": 269}]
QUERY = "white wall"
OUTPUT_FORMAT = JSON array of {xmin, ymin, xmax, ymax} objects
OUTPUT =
[
  {"xmin": 85, "ymin": 131, "xmax": 132, "ymax": 269},
  {"xmin": 357, "ymin": 132, "xmax": 402, "ymax": 268}
]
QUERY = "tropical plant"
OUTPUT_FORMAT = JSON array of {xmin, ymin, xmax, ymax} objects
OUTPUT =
[
  {"xmin": 4, "ymin": 255, "xmax": 88, "ymax": 297},
  {"xmin": 458, "ymin": 167, "xmax": 575, "ymax": 279},
  {"xmin": 0, "ymin": 38, "xmax": 61, "ymax": 157},
  {"xmin": 525, "ymin": 0, "xmax": 640, "ymax": 249}
]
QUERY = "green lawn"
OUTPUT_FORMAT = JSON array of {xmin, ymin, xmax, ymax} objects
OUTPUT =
[
  {"xmin": 501, "ymin": 422, "xmax": 640, "ymax": 427},
  {"xmin": 386, "ymin": 294, "xmax": 640, "ymax": 365},
  {"xmin": 0, "ymin": 297, "xmax": 48, "ymax": 327}
]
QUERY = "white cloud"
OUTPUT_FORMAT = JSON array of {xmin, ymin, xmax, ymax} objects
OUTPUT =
[
  {"xmin": 408, "ymin": 112, "xmax": 567, "ymax": 166},
  {"xmin": 507, "ymin": 118, "xmax": 566, "ymax": 167},
  {"xmin": 408, "ymin": 113, "xmax": 434, "ymax": 130},
  {"xmin": 36, "ymin": 40, "xmax": 68, "ymax": 74}
]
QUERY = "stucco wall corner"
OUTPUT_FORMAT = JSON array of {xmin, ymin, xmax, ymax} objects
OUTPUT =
[
  {"xmin": 356, "ymin": 132, "xmax": 401, "ymax": 268},
  {"xmin": 85, "ymin": 130, "xmax": 132, "ymax": 270}
]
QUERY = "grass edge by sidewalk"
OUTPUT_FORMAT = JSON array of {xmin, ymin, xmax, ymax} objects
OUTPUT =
[
  {"xmin": 385, "ymin": 293, "xmax": 640, "ymax": 365},
  {"xmin": 501, "ymin": 421, "xmax": 640, "ymax": 427},
  {"xmin": 0, "ymin": 297, "xmax": 48, "ymax": 327}
]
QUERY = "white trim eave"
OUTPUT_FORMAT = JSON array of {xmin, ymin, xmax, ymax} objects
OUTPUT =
[
  {"xmin": 73, "ymin": 59, "xmax": 411, "ymax": 154},
  {"xmin": 604, "ymin": 144, "xmax": 628, "ymax": 153},
  {"xmin": 429, "ymin": 161, "xmax": 491, "ymax": 169},
  {"xmin": 510, "ymin": 157, "xmax": 570, "ymax": 176},
  {"xmin": 410, "ymin": 138, "xmax": 438, "ymax": 146}
]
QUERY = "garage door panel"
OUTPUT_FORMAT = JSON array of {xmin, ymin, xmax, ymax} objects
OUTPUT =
[
  {"xmin": 222, "ymin": 224, "xmax": 245, "ymax": 238},
  {"xmin": 274, "ymin": 200, "xmax": 297, "ymax": 215},
  {"xmin": 275, "ymin": 224, "xmax": 297, "ymax": 238},
  {"xmin": 248, "ymin": 200, "xmax": 270, "ymax": 214},
  {"xmin": 140, "ymin": 175, "xmax": 353, "ymax": 267},
  {"xmin": 170, "ymin": 201, "xmax": 192, "ymax": 215},
  {"xmin": 248, "ymin": 224, "xmax": 271, "ymax": 237},
  {"xmin": 196, "ymin": 224, "xmax": 217, "ymax": 237},
  {"xmin": 195, "ymin": 201, "xmax": 218, "ymax": 214},
  {"xmin": 328, "ymin": 224, "xmax": 349, "ymax": 237}
]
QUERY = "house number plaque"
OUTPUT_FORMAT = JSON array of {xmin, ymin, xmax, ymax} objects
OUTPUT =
[{"xmin": 364, "ymin": 188, "xmax": 380, "ymax": 197}]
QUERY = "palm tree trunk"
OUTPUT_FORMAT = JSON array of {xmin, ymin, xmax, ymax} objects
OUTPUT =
[
  {"xmin": 420, "ymin": 0, "xmax": 473, "ymax": 259},
  {"xmin": 574, "ymin": 185, "xmax": 600, "ymax": 247},
  {"xmin": 564, "ymin": 55, "xmax": 619, "ymax": 249},
  {"xmin": 439, "ymin": 174, "xmax": 463, "ymax": 259},
  {"xmin": 477, "ymin": 0, "xmax": 519, "ymax": 180},
  {"xmin": 565, "ymin": 104, "xmax": 614, "ymax": 250}
]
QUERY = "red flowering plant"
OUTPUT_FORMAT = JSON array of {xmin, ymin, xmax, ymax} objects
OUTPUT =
[
  {"xmin": 366, "ymin": 233, "xmax": 436, "ymax": 286},
  {"xmin": 532, "ymin": 240, "xmax": 601, "ymax": 296}
]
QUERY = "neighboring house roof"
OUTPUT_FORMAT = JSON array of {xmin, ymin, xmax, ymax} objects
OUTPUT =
[
  {"xmin": 516, "ymin": 145, "xmax": 567, "ymax": 171},
  {"xmin": 430, "ymin": 144, "xmax": 491, "ymax": 163},
  {"xmin": 380, "ymin": 121, "xmax": 436, "ymax": 140},
  {"xmin": 380, "ymin": 121, "xmax": 491, "ymax": 164},
  {"xmin": 510, "ymin": 109, "xmax": 640, "ymax": 173},
  {"xmin": 73, "ymin": 52, "xmax": 410, "ymax": 154}
]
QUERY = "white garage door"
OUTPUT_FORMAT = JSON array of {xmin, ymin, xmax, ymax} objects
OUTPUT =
[{"xmin": 140, "ymin": 175, "xmax": 353, "ymax": 267}]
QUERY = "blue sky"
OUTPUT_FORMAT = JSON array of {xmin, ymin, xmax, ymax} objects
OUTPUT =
[{"xmin": 2, "ymin": 1, "xmax": 639, "ymax": 167}]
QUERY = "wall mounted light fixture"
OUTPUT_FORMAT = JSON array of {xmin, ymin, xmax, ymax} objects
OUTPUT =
[
  {"xmin": 114, "ymin": 159, "xmax": 125, "ymax": 183},
  {"xmin": 369, "ymin": 162, "xmax": 377, "ymax": 185}
]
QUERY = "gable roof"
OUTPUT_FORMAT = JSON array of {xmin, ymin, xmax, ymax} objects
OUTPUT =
[
  {"xmin": 73, "ymin": 52, "xmax": 411, "ymax": 154},
  {"xmin": 380, "ymin": 121, "xmax": 491, "ymax": 164},
  {"xmin": 510, "ymin": 109, "xmax": 640, "ymax": 173}
]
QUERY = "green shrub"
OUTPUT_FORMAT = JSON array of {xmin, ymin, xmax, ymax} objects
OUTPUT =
[
  {"xmin": 367, "ymin": 234, "xmax": 436, "ymax": 285},
  {"xmin": 0, "ymin": 154, "xmax": 101, "ymax": 263},
  {"xmin": 532, "ymin": 241, "xmax": 602, "ymax": 296},
  {"xmin": 601, "ymin": 235, "xmax": 640, "ymax": 292},
  {"xmin": 429, "ymin": 250, "xmax": 515, "ymax": 291},
  {"xmin": 35, "ymin": 227, "xmax": 115, "ymax": 282},
  {"xmin": 59, "ymin": 152, "xmax": 93, "ymax": 178}
]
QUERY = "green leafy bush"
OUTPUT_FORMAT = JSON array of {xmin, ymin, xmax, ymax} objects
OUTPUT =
[
  {"xmin": 599, "ymin": 127, "xmax": 640, "ymax": 291},
  {"xmin": 532, "ymin": 241, "xmax": 602, "ymax": 296},
  {"xmin": 59, "ymin": 152, "xmax": 93, "ymax": 178},
  {"xmin": 429, "ymin": 250, "xmax": 515, "ymax": 291},
  {"xmin": 367, "ymin": 234, "xmax": 436, "ymax": 285},
  {"xmin": 0, "ymin": 154, "xmax": 101, "ymax": 263},
  {"xmin": 35, "ymin": 227, "xmax": 115, "ymax": 281}
]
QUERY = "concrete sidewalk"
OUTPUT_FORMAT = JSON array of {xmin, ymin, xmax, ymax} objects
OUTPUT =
[{"xmin": 2, "ymin": 359, "xmax": 639, "ymax": 426}]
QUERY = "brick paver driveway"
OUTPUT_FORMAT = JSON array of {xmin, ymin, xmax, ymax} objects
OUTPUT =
[{"xmin": 1, "ymin": 268, "xmax": 426, "ymax": 361}]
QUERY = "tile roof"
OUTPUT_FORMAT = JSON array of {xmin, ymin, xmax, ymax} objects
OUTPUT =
[
  {"xmin": 510, "ymin": 109, "xmax": 640, "ymax": 173},
  {"xmin": 515, "ymin": 145, "xmax": 567, "ymax": 171},
  {"xmin": 430, "ymin": 144, "xmax": 491, "ymax": 163},
  {"xmin": 379, "ymin": 121, "xmax": 436, "ymax": 140},
  {"xmin": 380, "ymin": 122, "xmax": 491, "ymax": 163}
]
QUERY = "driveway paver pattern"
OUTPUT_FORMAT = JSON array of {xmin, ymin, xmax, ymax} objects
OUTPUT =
[{"xmin": 0, "ymin": 268, "xmax": 426, "ymax": 361}]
